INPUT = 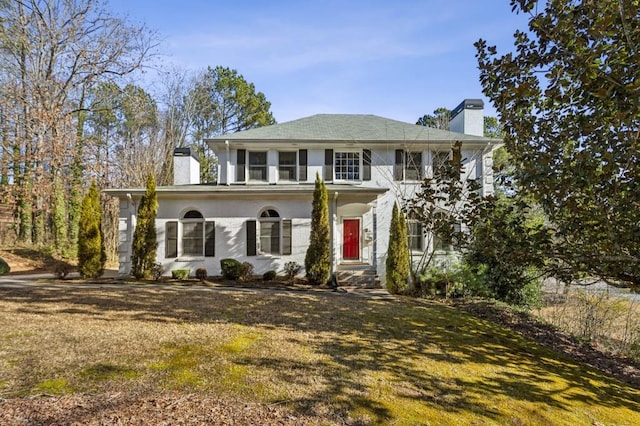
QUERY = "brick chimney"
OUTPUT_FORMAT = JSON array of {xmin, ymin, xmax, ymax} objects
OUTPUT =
[
  {"xmin": 449, "ymin": 99, "xmax": 484, "ymax": 137},
  {"xmin": 173, "ymin": 147, "xmax": 200, "ymax": 185}
]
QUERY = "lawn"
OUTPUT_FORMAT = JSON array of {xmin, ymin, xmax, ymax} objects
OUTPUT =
[{"xmin": 0, "ymin": 285, "xmax": 638, "ymax": 425}]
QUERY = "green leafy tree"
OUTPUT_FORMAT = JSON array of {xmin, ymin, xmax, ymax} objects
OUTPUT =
[
  {"xmin": 405, "ymin": 142, "xmax": 484, "ymax": 272},
  {"xmin": 77, "ymin": 182, "xmax": 105, "ymax": 278},
  {"xmin": 465, "ymin": 196, "xmax": 551, "ymax": 307},
  {"xmin": 476, "ymin": 0, "xmax": 640, "ymax": 287},
  {"xmin": 386, "ymin": 202, "xmax": 410, "ymax": 294},
  {"xmin": 305, "ymin": 173, "xmax": 331, "ymax": 285},
  {"xmin": 190, "ymin": 66, "xmax": 276, "ymax": 182},
  {"xmin": 416, "ymin": 107, "xmax": 451, "ymax": 129},
  {"xmin": 130, "ymin": 174, "xmax": 158, "ymax": 279}
]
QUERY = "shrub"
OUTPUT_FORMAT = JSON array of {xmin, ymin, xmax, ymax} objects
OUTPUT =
[
  {"xmin": 77, "ymin": 182, "xmax": 105, "ymax": 278},
  {"xmin": 0, "ymin": 257, "xmax": 9, "ymax": 275},
  {"xmin": 171, "ymin": 269, "xmax": 190, "ymax": 280},
  {"xmin": 195, "ymin": 268, "xmax": 208, "ymax": 282},
  {"xmin": 240, "ymin": 262, "xmax": 254, "ymax": 281},
  {"xmin": 151, "ymin": 263, "xmax": 163, "ymax": 280},
  {"xmin": 305, "ymin": 173, "xmax": 331, "ymax": 285},
  {"xmin": 386, "ymin": 202, "xmax": 410, "ymax": 294},
  {"xmin": 54, "ymin": 261, "xmax": 73, "ymax": 279},
  {"xmin": 284, "ymin": 261, "xmax": 301, "ymax": 283},
  {"xmin": 220, "ymin": 258, "xmax": 242, "ymax": 280},
  {"xmin": 130, "ymin": 174, "xmax": 158, "ymax": 279},
  {"xmin": 263, "ymin": 270, "xmax": 277, "ymax": 281}
]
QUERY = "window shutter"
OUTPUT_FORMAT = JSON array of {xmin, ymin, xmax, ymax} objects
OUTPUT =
[
  {"xmin": 282, "ymin": 219, "xmax": 292, "ymax": 255},
  {"xmin": 246, "ymin": 220, "xmax": 257, "ymax": 256},
  {"xmin": 237, "ymin": 149, "xmax": 246, "ymax": 182},
  {"xmin": 394, "ymin": 149, "xmax": 404, "ymax": 181},
  {"xmin": 363, "ymin": 149, "xmax": 371, "ymax": 181},
  {"xmin": 324, "ymin": 149, "xmax": 333, "ymax": 181},
  {"xmin": 452, "ymin": 142, "xmax": 462, "ymax": 173},
  {"xmin": 205, "ymin": 221, "xmax": 215, "ymax": 257},
  {"xmin": 298, "ymin": 149, "xmax": 307, "ymax": 181},
  {"xmin": 165, "ymin": 221, "xmax": 177, "ymax": 258}
]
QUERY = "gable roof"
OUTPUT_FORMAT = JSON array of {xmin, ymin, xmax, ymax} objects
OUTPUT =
[{"xmin": 206, "ymin": 114, "xmax": 499, "ymax": 144}]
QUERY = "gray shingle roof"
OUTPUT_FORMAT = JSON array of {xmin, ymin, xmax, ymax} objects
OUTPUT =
[{"xmin": 206, "ymin": 114, "xmax": 497, "ymax": 143}]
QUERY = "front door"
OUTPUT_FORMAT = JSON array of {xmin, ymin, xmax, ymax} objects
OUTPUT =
[{"xmin": 343, "ymin": 219, "xmax": 360, "ymax": 260}]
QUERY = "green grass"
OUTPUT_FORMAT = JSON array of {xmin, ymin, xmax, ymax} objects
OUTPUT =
[{"xmin": 0, "ymin": 286, "xmax": 638, "ymax": 425}]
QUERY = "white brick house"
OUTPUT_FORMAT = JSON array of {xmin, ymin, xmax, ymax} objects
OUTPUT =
[{"xmin": 106, "ymin": 99, "xmax": 500, "ymax": 283}]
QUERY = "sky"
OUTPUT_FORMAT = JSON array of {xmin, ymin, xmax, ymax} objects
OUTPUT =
[{"xmin": 107, "ymin": 0, "xmax": 532, "ymax": 124}]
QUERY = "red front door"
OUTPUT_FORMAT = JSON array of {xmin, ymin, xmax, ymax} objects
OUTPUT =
[{"xmin": 343, "ymin": 219, "xmax": 360, "ymax": 260}]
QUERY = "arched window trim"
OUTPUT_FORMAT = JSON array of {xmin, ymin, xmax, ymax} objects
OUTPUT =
[{"xmin": 165, "ymin": 209, "xmax": 215, "ymax": 259}]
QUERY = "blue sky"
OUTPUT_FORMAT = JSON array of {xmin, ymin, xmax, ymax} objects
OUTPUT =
[{"xmin": 108, "ymin": 0, "xmax": 531, "ymax": 124}]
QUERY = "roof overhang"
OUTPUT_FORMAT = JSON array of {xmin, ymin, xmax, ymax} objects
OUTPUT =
[{"xmin": 105, "ymin": 184, "xmax": 389, "ymax": 201}]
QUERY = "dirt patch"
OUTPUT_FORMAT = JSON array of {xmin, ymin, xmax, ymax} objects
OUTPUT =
[
  {"xmin": 456, "ymin": 299, "xmax": 640, "ymax": 388},
  {"xmin": 0, "ymin": 247, "xmax": 68, "ymax": 274},
  {"xmin": 0, "ymin": 392, "xmax": 321, "ymax": 426}
]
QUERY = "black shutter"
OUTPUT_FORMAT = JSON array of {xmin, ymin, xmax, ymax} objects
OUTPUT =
[
  {"xmin": 237, "ymin": 149, "xmax": 246, "ymax": 182},
  {"xmin": 298, "ymin": 149, "xmax": 307, "ymax": 181},
  {"xmin": 394, "ymin": 149, "xmax": 404, "ymax": 181},
  {"xmin": 324, "ymin": 149, "xmax": 333, "ymax": 181},
  {"xmin": 205, "ymin": 221, "xmax": 215, "ymax": 257},
  {"xmin": 165, "ymin": 221, "xmax": 177, "ymax": 258},
  {"xmin": 363, "ymin": 149, "xmax": 371, "ymax": 181},
  {"xmin": 282, "ymin": 219, "xmax": 292, "ymax": 255},
  {"xmin": 246, "ymin": 220, "xmax": 256, "ymax": 256}
]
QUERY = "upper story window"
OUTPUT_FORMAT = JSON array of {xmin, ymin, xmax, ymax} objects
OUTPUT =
[
  {"xmin": 248, "ymin": 151, "xmax": 267, "ymax": 181},
  {"xmin": 237, "ymin": 149, "xmax": 307, "ymax": 183},
  {"xmin": 432, "ymin": 151, "xmax": 451, "ymax": 179},
  {"xmin": 394, "ymin": 150, "xmax": 423, "ymax": 181},
  {"xmin": 278, "ymin": 152, "xmax": 297, "ymax": 181},
  {"xmin": 335, "ymin": 151, "xmax": 360, "ymax": 181},
  {"xmin": 433, "ymin": 143, "xmax": 462, "ymax": 179},
  {"xmin": 323, "ymin": 149, "xmax": 371, "ymax": 182}
]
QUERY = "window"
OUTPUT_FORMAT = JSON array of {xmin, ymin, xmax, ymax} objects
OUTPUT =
[
  {"xmin": 259, "ymin": 209, "xmax": 280, "ymax": 254},
  {"xmin": 408, "ymin": 220, "xmax": 423, "ymax": 251},
  {"xmin": 395, "ymin": 150, "xmax": 423, "ymax": 181},
  {"xmin": 165, "ymin": 210, "xmax": 215, "ymax": 258},
  {"xmin": 432, "ymin": 151, "xmax": 450, "ymax": 179},
  {"xmin": 279, "ymin": 151, "xmax": 297, "ymax": 181},
  {"xmin": 246, "ymin": 208, "xmax": 292, "ymax": 256},
  {"xmin": 298, "ymin": 149, "xmax": 307, "ymax": 181},
  {"xmin": 405, "ymin": 152, "xmax": 422, "ymax": 180},
  {"xmin": 433, "ymin": 222, "xmax": 461, "ymax": 252},
  {"xmin": 335, "ymin": 151, "xmax": 360, "ymax": 181},
  {"xmin": 248, "ymin": 151, "xmax": 267, "ymax": 181}
]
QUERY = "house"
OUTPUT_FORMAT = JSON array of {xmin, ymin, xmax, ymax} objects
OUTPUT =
[{"xmin": 106, "ymin": 99, "xmax": 499, "ymax": 285}]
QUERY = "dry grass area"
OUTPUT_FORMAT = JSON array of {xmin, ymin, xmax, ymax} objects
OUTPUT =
[
  {"xmin": 0, "ymin": 285, "xmax": 639, "ymax": 425},
  {"xmin": 537, "ymin": 290, "xmax": 640, "ymax": 360}
]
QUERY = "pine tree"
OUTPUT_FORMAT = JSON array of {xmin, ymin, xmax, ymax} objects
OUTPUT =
[
  {"xmin": 77, "ymin": 182, "xmax": 105, "ymax": 278},
  {"xmin": 386, "ymin": 202, "xmax": 410, "ymax": 294},
  {"xmin": 131, "ymin": 174, "xmax": 158, "ymax": 279},
  {"xmin": 305, "ymin": 173, "xmax": 331, "ymax": 285}
]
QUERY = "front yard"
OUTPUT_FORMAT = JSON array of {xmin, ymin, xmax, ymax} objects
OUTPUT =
[{"xmin": 0, "ymin": 285, "xmax": 639, "ymax": 425}]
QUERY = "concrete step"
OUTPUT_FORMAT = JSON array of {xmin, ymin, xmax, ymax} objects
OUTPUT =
[{"xmin": 336, "ymin": 269, "xmax": 381, "ymax": 288}]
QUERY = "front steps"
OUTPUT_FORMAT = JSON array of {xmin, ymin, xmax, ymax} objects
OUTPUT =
[{"xmin": 336, "ymin": 264, "xmax": 381, "ymax": 288}]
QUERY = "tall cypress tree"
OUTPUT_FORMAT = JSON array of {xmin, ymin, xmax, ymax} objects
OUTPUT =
[
  {"xmin": 131, "ymin": 174, "xmax": 158, "ymax": 279},
  {"xmin": 77, "ymin": 182, "xmax": 105, "ymax": 278},
  {"xmin": 386, "ymin": 202, "xmax": 410, "ymax": 294},
  {"xmin": 305, "ymin": 173, "xmax": 331, "ymax": 285}
]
